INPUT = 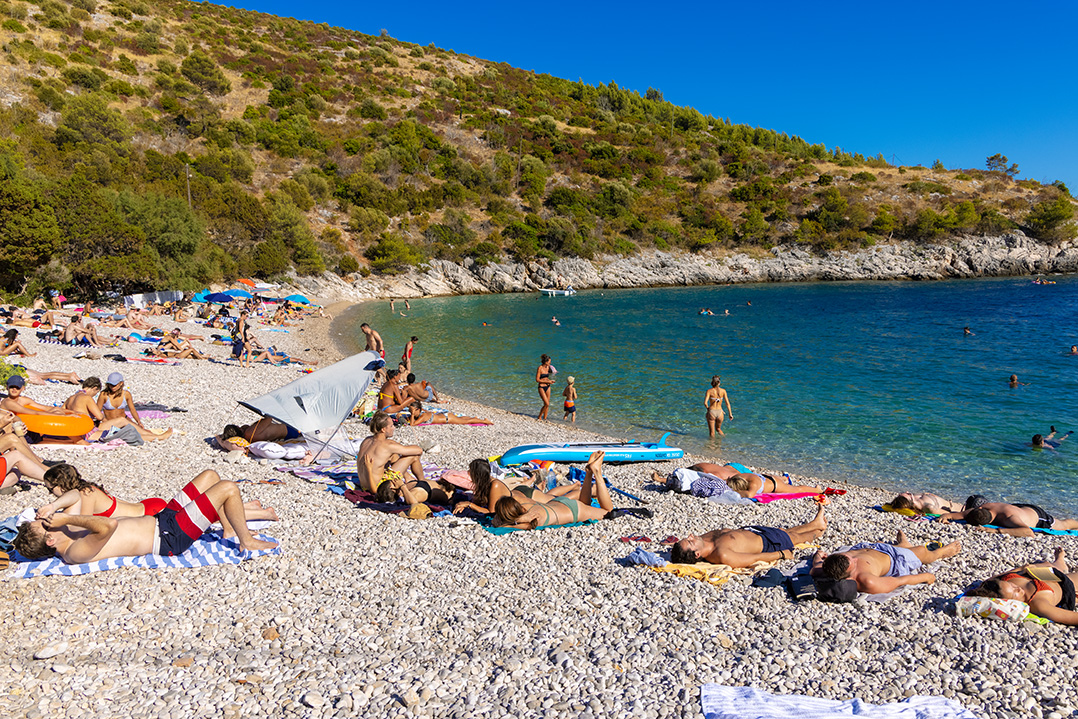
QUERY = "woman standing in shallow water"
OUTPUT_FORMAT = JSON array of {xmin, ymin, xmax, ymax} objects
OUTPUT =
[
  {"xmin": 535, "ymin": 354, "xmax": 554, "ymax": 420},
  {"xmin": 704, "ymin": 375, "xmax": 733, "ymax": 438}
]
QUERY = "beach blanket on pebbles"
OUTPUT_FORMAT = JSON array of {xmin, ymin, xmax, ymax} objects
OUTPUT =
[
  {"xmin": 6, "ymin": 531, "xmax": 280, "ymax": 579},
  {"xmin": 700, "ymin": 684, "xmax": 980, "ymax": 719}
]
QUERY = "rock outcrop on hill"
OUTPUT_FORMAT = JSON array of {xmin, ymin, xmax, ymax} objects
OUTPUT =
[{"xmin": 285, "ymin": 233, "xmax": 1078, "ymax": 302}]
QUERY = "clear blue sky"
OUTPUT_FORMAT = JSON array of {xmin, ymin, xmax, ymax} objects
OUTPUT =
[{"xmin": 227, "ymin": 0, "xmax": 1077, "ymax": 187}]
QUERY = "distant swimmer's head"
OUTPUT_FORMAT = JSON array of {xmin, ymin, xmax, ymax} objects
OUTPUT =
[
  {"xmin": 1009, "ymin": 374, "xmax": 1018, "ymax": 382},
  {"xmin": 1031, "ymin": 434, "xmax": 1046, "ymax": 447},
  {"xmin": 1071, "ymin": 346, "xmax": 1077, "ymax": 354},
  {"xmin": 711, "ymin": 375, "xmax": 721, "ymax": 387},
  {"xmin": 965, "ymin": 507, "xmax": 994, "ymax": 526}
]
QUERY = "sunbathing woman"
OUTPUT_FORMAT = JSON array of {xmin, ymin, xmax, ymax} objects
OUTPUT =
[
  {"xmin": 684, "ymin": 462, "xmax": 821, "ymax": 497},
  {"xmin": 36, "ymin": 463, "xmax": 277, "ymax": 521},
  {"xmin": 150, "ymin": 332, "xmax": 208, "ymax": 359},
  {"xmin": 0, "ymin": 329, "xmax": 36, "ymax": 357},
  {"xmin": 494, "ymin": 451, "xmax": 614, "ymax": 529},
  {"xmin": 889, "ymin": 491, "xmax": 962, "ymax": 515},
  {"xmin": 966, "ymin": 547, "xmax": 1078, "ymax": 625},
  {"xmin": 67, "ymin": 377, "xmax": 172, "ymax": 443},
  {"xmin": 369, "ymin": 456, "xmax": 458, "ymax": 507},
  {"xmin": 405, "ymin": 401, "xmax": 492, "ymax": 426},
  {"xmin": 451, "ymin": 459, "xmax": 580, "ymax": 515}
]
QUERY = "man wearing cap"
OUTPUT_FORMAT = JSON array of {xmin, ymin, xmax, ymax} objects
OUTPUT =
[
  {"xmin": 670, "ymin": 506, "xmax": 827, "ymax": 568},
  {"xmin": 2, "ymin": 375, "xmax": 83, "ymax": 417},
  {"xmin": 810, "ymin": 530, "xmax": 961, "ymax": 601}
]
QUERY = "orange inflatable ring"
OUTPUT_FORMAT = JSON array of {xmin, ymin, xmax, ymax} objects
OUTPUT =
[{"xmin": 17, "ymin": 413, "xmax": 94, "ymax": 437}]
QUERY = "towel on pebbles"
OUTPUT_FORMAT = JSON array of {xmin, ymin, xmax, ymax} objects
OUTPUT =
[
  {"xmin": 6, "ymin": 530, "xmax": 280, "ymax": 579},
  {"xmin": 700, "ymin": 684, "xmax": 980, "ymax": 719}
]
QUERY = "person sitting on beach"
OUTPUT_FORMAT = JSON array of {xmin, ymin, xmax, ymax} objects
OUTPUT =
[
  {"xmin": 937, "ymin": 502, "xmax": 1078, "ymax": 536},
  {"xmin": 61, "ymin": 314, "xmax": 106, "ymax": 347},
  {"xmin": 404, "ymin": 374, "xmax": 441, "ymax": 403},
  {"xmin": 888, "ymin": 491, "xmax": 962, "ymax": 515},
  {"xmin": 0, "ymin": 407, "xmax": 48, "ymax": 466},
  {"xmin": 36, "ymin": 462, "xmax": 276, "ymax": 521},
  {"xmin": 671, "ymin": 506, "xmax": 827, "ymax": 568},
  {"xmin": 493, "ymin": 451, "xmax": 614, "ymax": 530},
  {"xmin": 1032, "ymin": 426, "xmax": 1072, "ymax": 450},
  {"xmin": 1, "ymin": 374, "xmax": 83, "ymax": 418},
  {"xmin": 150, "ymin": 331, "xmax": 209, "ymax": 360},
  {"xmin": 2, "ymin": 443, "xmax": 48, "ymax": 491},
  {"xmin": 404, "ymin": 401, "xmax": 492, "ymax": 426},
  {"xmin": 1, "ymin": 329, "xmax": 36, "ymax": 357},
  {"xmin": 65, "ymin": 377, "xmax": 172, "ymax": 443},
  {"xmin": 356, "ymin": 412, "xmax": 424, "ymax": 493},
  {"xmin": 13, "ymin": 469, "xmax": 278, "ymax": 563},
  {"xmin": 172, "ymin": 302, "xmax": 192, "ymax": 322},
  {"xmin": 376, "ymin": 370, "xmax": 416, "ymax": 415},
  {"xmin": 371, "ymin": 456, "xmax": 458, "ymax": 507},
  {"xmin": 810, "ymin": 530, "xmax": 961, "ymax": 599},
  {"xmin": 965, "ymin": 547, "xmax": 1078, "ymax": 625}
]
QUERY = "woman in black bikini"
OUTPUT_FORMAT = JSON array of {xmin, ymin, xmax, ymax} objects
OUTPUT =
[
  {"xmin": 451, "ymin": 458, "xmax": 581, "ymax": 515},
  {"xmin": 375, "ymin": 471, "xmax": 457, "ymax": 507},
  {"xmin": 535, "ymin": 354, "xmax": 554, "ymax": 421},
  {"xmin": 494, "ymin": 451, "xmax": 613, "ymax": 530},
  {"xmin": 967, "ymin": 547, "xmax": 1078, "ymax": 625}
]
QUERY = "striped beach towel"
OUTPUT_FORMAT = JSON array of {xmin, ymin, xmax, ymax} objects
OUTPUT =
[
  {"xmin": 701, "ymin": 684, "xmax": 979, "ymax": 719},
  {"xmin": 6, "ymin": 530, "xmax": 279, "ymax": 579}
]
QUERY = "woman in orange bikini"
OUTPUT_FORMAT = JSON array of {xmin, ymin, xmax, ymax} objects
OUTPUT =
[{"xmin": 967, "ymin": 547, "xmax": 1078, "ymax": 625}]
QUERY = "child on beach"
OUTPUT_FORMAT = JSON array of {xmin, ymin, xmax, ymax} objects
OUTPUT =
[{"xmin": 562, "ymin": 376, "xmax": 577, "ymax": 423}]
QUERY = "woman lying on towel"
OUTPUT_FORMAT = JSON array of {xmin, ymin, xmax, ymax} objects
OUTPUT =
[
  {"xmin": 367, "ymin": 455, "xmax": 458, "ymax": 506},
  {"xmin": 966, "ymin": 547, "xmax": 1078, "ymax": 625},
  {"xmin": 36, "ymin": 462, "xmax": 277, "ymax": 521},
  {"xmin": 451, "ymin": 458, "xmax": 582, "ymax": 515},
  {"xmin": 887, "ymin": 491, "xmax": 962, "ymax": 515},
  {"xmin": 404, "ymin": 401, "xmax": 492, "ymax": 426},
  {"xmin": 686, "ymin": 462, "xmax": 821, "ymax": 498},
  {"xmin": 493, "ymin": 451, "xmax": 613, "ymax": 530}
]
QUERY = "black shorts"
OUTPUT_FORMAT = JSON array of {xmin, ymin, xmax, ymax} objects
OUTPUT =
[
  {"xmin": 743, "ymin": 526, "xmax": 794, "ymax": 553},
  {"xmin": 154, "ymin": 508, "xmax": 199, "ymax": 556}
]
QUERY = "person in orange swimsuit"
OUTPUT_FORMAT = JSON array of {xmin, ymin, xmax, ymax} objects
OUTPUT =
[{"xmin": 967, "ymin": 547, "xmax": 1078, "ymax": 625}]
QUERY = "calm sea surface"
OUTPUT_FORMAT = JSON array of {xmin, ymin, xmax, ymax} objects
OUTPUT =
[{"xmin": 335, "ymin": 277, "xmax": 1078, "ymax": 513}]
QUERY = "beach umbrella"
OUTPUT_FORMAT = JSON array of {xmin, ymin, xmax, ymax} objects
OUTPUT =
[
  {"xmin": 237, "ymin": 279, "xmax": 256, "ymax": 288},
  {"xmin": 204, "ymin": 292, "xmax": 234, "ymax": 303},
  {"xmin": 283, "ymin": 294, "xmax": 310, "ymax": 304},
  {"xmin": 191, "ymin": 290, "xmax": 210, "ymax": 303},
  {"xmin": 224, "ymin": 289, "xmax": 254, "ymax": 299}
]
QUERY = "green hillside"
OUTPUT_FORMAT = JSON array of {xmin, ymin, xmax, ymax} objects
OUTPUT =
[{"xmin": 0, "ymin": 0, "xmax": 1073, "ymax": 297}]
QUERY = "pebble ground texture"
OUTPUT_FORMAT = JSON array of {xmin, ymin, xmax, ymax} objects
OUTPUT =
[{"xmin": 2, "ymin": 300, "xmax": 1076, "ymax": 719}]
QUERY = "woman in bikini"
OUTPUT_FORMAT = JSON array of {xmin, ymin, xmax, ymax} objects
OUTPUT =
[
  {"xmin": 405, "ymin": 401, "xmax": 492, "ymax": 426},
  {"xmin": 66, "ymin": 377, "xmax": 173, "ymax": 443},
  {"xmin": 682, "ymin": 462, "xmax": 821, "ymax": 497},
  {"xmin": 494, "ymin": 451, "xmax": 614, "ymax": 530},
  {"xmin": 535, "ymin": 354, "xmax": 554, "ymax": 421},
  {"xmin": 888, "ymin": 491, "xmax": 961, "ymax": 515},
  {"xmin": 703, "ymin": 375, "xmax": 732, "ymax": 438},
  {"xmin": 451, "ymin": 458, "xmax": 581, "ymax": 515},
  {"xmin": 967, "ymin": 547, "xmax": 1078, "ymax": 625},
  {"xmin": 373, "ymin": 461, "xmax": 458, "ymax": 507},
  {"xmin": 0, "ymin": 329, "xmax": 36, "ymax": 357},
  {"xmin": 35, "ymin": 462, "xmax": 277, "ymax": 522}
]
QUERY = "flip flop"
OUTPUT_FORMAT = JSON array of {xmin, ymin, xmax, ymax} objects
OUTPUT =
[
  {"xmin": 823, "ymin": 488, "xmax": 847, "ymax": 495},
  {"xmin": 618, "ymin": 535, "xmax": 652, "ymax": 543},
  {"xmin": 659, "ymin": 535, "xmax": 678, "ymax": 545}
]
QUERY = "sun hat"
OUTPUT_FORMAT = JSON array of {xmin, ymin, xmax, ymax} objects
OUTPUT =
[
  {"xmin": 106, "ymin": 371, "xmax": 124, "ymax": 385},
  {"xmin": 566, "ymin": 376, "xmax": 575, "ymax": 384}
]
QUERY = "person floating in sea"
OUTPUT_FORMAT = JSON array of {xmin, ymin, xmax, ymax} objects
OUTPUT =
[
  {"xmin": 360, "ymin": 323, "xmax": 384, "ymax": 358},
  {"xmin": 551, "ymin": 316, "xmax": 558, "ymax": 323},
  {"xmin": 535, "ymin": 354, "xmax": 554, "ymax": 421},
  {"xmin": 1008, "ymin": 374, "xmax": 1029, "ymax": 388},
  {"xmin": 405, "ymin": 300, "xmax": 411, "ymax": 310},
  {"xmin": 562, "ymin": 376, "xmax": 577, "ymax": 423},
  {"xmin": 704, "ymin": 375, "xmax": 733, "ymax": 438},
  {"xmin": 963, "ymin": 326, "xmax": 974, "ymax": 336},
  {"xmin": 390, "ymin": 299, "xmax": 395, "ymax": 312},
  {"xmin": 1032, "ymin": 426, "xmax": 1072, "ymax": 450}
]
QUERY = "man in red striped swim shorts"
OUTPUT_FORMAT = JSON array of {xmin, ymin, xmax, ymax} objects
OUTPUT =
[{"xmin": 14, "ymin": 470, "xmax": 277, "ymax": 563}]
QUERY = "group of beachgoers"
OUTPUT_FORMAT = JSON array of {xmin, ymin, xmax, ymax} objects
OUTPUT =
[{"xmin": 534, "ymin": 354, "xmax": 577, "ymax": 423}]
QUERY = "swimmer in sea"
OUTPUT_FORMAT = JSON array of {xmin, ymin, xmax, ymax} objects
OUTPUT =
[
  {"xmin": 1009, "ymin": 374, "xmax": 1029, "ymax": 388},
  {"xmin": 1032, "ymin": 427, "xmax": 1072, "ymax": 450},
  {"xmin": 964, "ymin": 326, "xmax": 974, "ymax": 336},
  {"xmin": 1070, "ymin": 345, "xmax": 1077, "ymax": 355}
]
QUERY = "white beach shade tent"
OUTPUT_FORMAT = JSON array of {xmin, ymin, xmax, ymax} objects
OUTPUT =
[{"xmin": 238, "ymin": 351, "xmax": 385, "ymax": 459}]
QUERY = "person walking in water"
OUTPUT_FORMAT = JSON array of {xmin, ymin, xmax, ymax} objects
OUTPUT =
[
  {"xmin": 562, "ymin": 376, "xmax": 577, "ymax": 423},
  {"xmin": 704, "ymin": 375, "xmax": 733, "ymax": 438},
  {"xmin": 536, "ymin": 354, "xmax": 554, "ymax": 421},
  {"xmin": 360, "ymin": 323, "xmax": 384, "ymax": 358}
]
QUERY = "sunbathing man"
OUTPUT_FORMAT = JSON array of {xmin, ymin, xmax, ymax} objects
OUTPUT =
[
  {"xmin": 493, "ymin": 451, "xmax": 615, "ymax": 530},
  {"xmin": 810, "ymin": 530, "xmax": 961, "ymax": 599},
  {"xmin": 220, "ymin": 417, "xmax": 300, "ymax": 446},
  {"xmin": 13, "ymin": 469, "xmax": 277, "ymax": 563},
  {"xmin": 938, "ymin": 502, "xmax": 1078, "ymax": 536},
  {"xmin": 356, "ymin": 411, "xmax": 424, "ymax": 493},
  {"xmin": 966, "ymin": 547, "xmax": 1078, "ymax": 625},
  {"xmin": 671, "ymin": 506, "xmax": 827, "ymax": 567},
  {"xmin": 888, "ymin": 491, "xmax": 962, "ymax": 514}
]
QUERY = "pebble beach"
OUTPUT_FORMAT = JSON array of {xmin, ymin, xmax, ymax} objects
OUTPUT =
[{"xmin": 2, "ymin": 299, "xmax": 1077, "ymax": 719}]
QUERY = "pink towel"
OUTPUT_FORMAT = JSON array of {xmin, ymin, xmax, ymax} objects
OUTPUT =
[
  {"xmin": 439, "ymin": 469, "xmax": 474, "ymax": 491},
  {"xmin": 753, "ymin": 491, "xmax": 820, "ymax": 503}
]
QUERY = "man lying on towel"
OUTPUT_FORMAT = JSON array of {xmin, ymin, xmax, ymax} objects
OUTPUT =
[
  {"xmin": 810, "ymin": 530, "xmax": 961, "ymax": 601},
  {"xmin": 937, "ymin": 502, "xmax": 1078, "ymax": 536},
  {"xmin": 13, "ymin": 470, "xmax": 277, "ymax": 563},
  {"xmin": 670, "ymin": 506, "xmax": 827, "ymax": 568}
]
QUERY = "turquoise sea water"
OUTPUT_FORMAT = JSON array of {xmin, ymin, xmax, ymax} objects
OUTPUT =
[{"xmin": 335, "ymin": 277, "xmax": 1078, "ymax": 513}]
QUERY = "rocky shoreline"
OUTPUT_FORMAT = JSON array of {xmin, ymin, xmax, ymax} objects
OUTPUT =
[
  {"xmin": 2, "ymin": 299, "xmax": 1077, "ymax": 719},
  {"xmin": 283, "ymin": 233, "xmax": 1078, "ymax": 303}
]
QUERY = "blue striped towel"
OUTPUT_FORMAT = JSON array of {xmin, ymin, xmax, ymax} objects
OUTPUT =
[
  {"xmin": 6, "ymin": 530, "xmax": 279, "ymax": 579},
  {"xmin": 701, "ymin": 684, "xmax": 980, "ymax": 719}
]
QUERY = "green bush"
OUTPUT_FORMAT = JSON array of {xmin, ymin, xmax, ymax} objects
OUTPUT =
[
  {"xmin": 1025, "ymin": 195, "xmax": 1075, "ymax": 242},
  {"xmin": 3, "ymin": 18, "xmax": 27, "ymax": 32},
  {"xmin": 850, "ymin": 171, "xmax": 877, "ymax": 183},
  {"xmin": 364, "ymin": 233, "xmax": 423, "ymax": 274},
  {"xmin": 181, "ymin": 50, "xmax": 232, "ymax": 95},
  {"xmin": 357, "ymin": 98, "xmax": 387, "ymax": 120},
  {"xmin": 348, "ymin": 206, "xmax": 390, "ymax": 235},
  {"xmin": 336, "ymin": 254, "xmax": 359, "ymax": 275},
  {"xmin": 954, "ymin": 173, "xmax": 972, "ymax": 181},
  {"xmin": 62, "ymin": 66, "xmax": 108, "ymax": 90},
  {"xmin": 903, "ymin": 180, "xmax": 952, "ymax": 196}
]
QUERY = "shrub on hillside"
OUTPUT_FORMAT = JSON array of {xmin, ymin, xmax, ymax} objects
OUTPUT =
[
  {"xmin": 1024, "ymin": 195, "xmax": 1075, "ymax": 242},
  {"xmin": 181, "ymin": 50, "xmax": 232, "ymax": 95},
  {"xmin": 364, "ymin": 233, "xmax": 423, "ymax": 274},
  {"xmin": 903, "ymin": 180, "xmax": 952, "ymax": 196}
]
